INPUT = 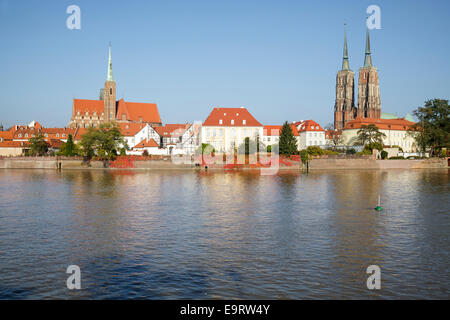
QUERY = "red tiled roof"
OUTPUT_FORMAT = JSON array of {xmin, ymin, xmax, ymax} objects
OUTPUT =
[
  {"xmin": 116, "ymin": 99, "xmax": 161, "ymax": 124},
  {"xmin": 344, "ymin": 118, "xmax": 415, "ymax": 131},
  {"xmin": 12, "ymin": 127, "xmax": 76, "ymax": 140},
  {"xmin": 133, "ymin": 138, "xmax": 159, "ymax": 149},
  {"xmin": 154, "ymin": 124, "xmax": 189, "ymax": 137},
  {"xmin": 118, "ymin": 122, "xmax": 147, "ymax": 137},
  {"xmin": 73, "ymin": 99, "xmax": 104, "ymax": 115},
  {"xmin": 0, "ymin": 128, "xmax": 14, "ymax": 140},
  {"xmin": 48, "ymin": 139, "xmax": 63, "ymax": 148},
  {"xmin": 0, "ymin": 140, "xmax": 29, "ymax": 148},
  {"xmin": 203, "ymin": 107, "xmax": 263, "ymax": 127},
  {"xmin": 263, "ymin": 125, "xmax": 299, "ymax": 136},
  {"xmin": 73, "ymin": 128, "xmax": 88, "ymax": 141},
  {"xmin": 294, "ymin": 120, "xmax": 324, "ymax": 132}
]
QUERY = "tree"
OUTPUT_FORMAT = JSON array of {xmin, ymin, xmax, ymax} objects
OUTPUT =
[
  {"xmin": 279, "ymin": 121, "xmax": 297, "ymax": 156},
  {"xmin": 80, "ymin": 123, "xmax": 127, "ymax": 160},
  {"xmin": 29, "ymin": 133, "xmax": 49, "ymax": 156},
  {"xmin": 356, "ymin": 124, "xmax": 386, "ymax": 146},
  {"xmin": 59, "ymin": 134, "xmax": 78, "ymax": 156},
  {"xmin": 325, "ymin": 126, "xmax": 344, "ymax": 149},
  {"xmin": 408, "ymin": 99, "xmax": 449, "ymax": 156}
]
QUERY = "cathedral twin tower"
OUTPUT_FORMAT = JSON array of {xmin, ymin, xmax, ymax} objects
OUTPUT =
[{"xmin": 334, "ymin": 29, "xmax": 381, "ymax": 130}]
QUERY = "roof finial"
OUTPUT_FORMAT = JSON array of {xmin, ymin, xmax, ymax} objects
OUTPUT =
[
  {"xmin": 364, "ymin": 27, "xmax": 373, "ymax": 67},
  {"xmin": 342, "ymin": 23, "xmax": 350, "ymax": 71},
  {"xmin": 107, "ymin": 43, "xmax": 114, "ymax": 81}
]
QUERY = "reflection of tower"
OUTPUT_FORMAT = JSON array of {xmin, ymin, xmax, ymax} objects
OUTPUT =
[
  {"xmin": 357, "ymin": 29, "xmax": 381, "ymax": 119},
  {"xmin": 334, "ymin": 28, "xmax": 356, "ymax": 130},
  {"xmin": 104, "ymin": 45, "xmax": 116, "ymax": 123}
]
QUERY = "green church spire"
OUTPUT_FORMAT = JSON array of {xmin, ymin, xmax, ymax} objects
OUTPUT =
[
  {"xmin": 342, "ymin": 26, "xmax": 350, "ymax": 71},
  {"xmin": 364, "ymin": 28, "xmax": 373, "ymax": 68},
  {"xmin": 107, "ymin": 44, "xmax": 114, "ymax": 82}
]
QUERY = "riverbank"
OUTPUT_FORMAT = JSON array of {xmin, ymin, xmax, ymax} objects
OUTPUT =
[{"xmin": 0, "ymin": 156, "xmax": 448, "ymax": 170}]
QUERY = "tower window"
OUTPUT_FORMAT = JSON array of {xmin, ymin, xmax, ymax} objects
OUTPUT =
[{"xmin": 110, "ymin": 88, "xmax": 112, "ymax": 95}]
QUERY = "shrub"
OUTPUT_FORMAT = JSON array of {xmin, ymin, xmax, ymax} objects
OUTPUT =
[
  {"xmin": 346, "ymin": 148, "xmax": 356, "ymax": 155},
  {"xmin": 381, "ymin": 150, "xmax": 388, "ymax": 159},
  {"xmin": 305, "ymin": 146, "xmax": 325, "ymax": 156},
  {"xmin": 142, "ymin": 150, "xmax": 149, "ymax": 156},
  {"xmin": 300, "ymin": 149, "xmax": 308, "ymax": 163},
  {"xmin": 389, "ymin": 156, "xmax": 405, "ymax": 160}
]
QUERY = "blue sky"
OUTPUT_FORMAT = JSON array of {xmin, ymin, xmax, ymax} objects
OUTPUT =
[{"xmin": 0, "ymin": 0, "xmax": 449, "ymax": 128}]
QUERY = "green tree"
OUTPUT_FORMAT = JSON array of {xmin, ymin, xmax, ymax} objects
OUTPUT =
[
  {"xmin": 356, "ymin": 124, "xmax": 386, "ymax": 146},
  {"xmin": 408, "ymin": 99, "xmax": 449, "ymax": 156},
  {"xmin": 279, "ymin": 121, "xmax": 297, "ymax": 156},
  {"xmin": 59, "ymin": 134, "xmax": 78, "ymax": 156},
  {"xmin": 80, "ymin": 123, "xmax": 127, "ymax": 160},
  {"xmin": 29, "ymin": 133, "xmax": 49, "ymax": 156}
]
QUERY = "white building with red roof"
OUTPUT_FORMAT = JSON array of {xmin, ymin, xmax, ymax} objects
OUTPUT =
[
  {"xmin": 202, "ymin": 107, "xmax": 263, "ymax": 153},
  {"xmin": 293, "ymin": 120, "xmax": 326, "ymax": 150},
  {"xmin": 342, "ymin": 118, "xmax": 417, "ymax": 152},
  {"xmin": 262, "ymin": 124, "xmax": 300, "ymax": 150}
]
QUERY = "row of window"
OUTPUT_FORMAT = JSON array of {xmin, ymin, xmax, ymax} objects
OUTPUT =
[{"xmin": 17, "ymin": 133, "xmax": 68, "ymax": 138}]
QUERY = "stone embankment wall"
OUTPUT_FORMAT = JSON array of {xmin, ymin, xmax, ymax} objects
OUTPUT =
[
  {"xmin": 0, "ymin": 156, "xmax": 448, "ymax": 170},
  {"xmin": 309, "ymin": 157, "xmax": 448, "ymax": 170}
]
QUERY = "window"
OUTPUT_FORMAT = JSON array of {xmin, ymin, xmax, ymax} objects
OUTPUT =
[
  {"xmin": 236, "ymin": 113, "xmax": 239, "ymax": 116},
  {"xmin": 231, "ymin": 119, "xmax": 234, "ymax": 125},
  {"xmin": 219, "ymin": 119, "xmax": 222, "ymax": 125},
  {"xmin": 56, "ymin": 134, "xmax": 59, "ymax": 138},
  {"xmin": 110, "ymin": 88, "xmax": 112, "ymax": 95},
  {"xmin": 44, "ymin": 134, "xmax": 48, "ymax": 137},
  {"xmin": 310, "ymin": 126, "xmax": 314, "ymax": 130},
  {"xmin": 243, "ymin": 120, "xmax": 246, "ymax": 125},
  {"xmin": 25, "ymin": 133, "xmax": 28, "ymax": 138},
  {"xmin": 18, "ymin": 134, "xmax": 22, "ymax": 138},
  {"xmin": 62, "ymin": 134, "xmax": 65, "ymax": 138},
  {"xmin": 122, "ymin": 114, "xmax": 126, "ymax": 120}
]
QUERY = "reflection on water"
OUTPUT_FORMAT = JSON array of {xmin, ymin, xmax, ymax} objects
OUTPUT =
[{"xmin": 0, "ymin": 169, "xmax": 448, "ymax": 299}]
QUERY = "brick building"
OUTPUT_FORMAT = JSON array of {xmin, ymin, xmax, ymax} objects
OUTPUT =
[{"xmin": 69, "ymin": 46, "xmax": 162, "ymax": 129}]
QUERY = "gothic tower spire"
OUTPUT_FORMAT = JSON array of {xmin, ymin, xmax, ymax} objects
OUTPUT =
[
  {"xmin": 357, "ymin": 28, "xmax": 381, "ymax": 119},
  {"xmin": 342, "ymin": 26, "xmax": 350, "ymax": 71},
  {"xmin": 334, "ymin": 26, "xmax": 356, "ymax": 130},
  {"xmin": 107, "ymin": 43, "xmax": 114, "ymax": 82},
  {"xmin": 104, "ymin": 43, "xmax": 117, "ymax": 123},
  {"xmin": 363, "ymin": 28, "xmax": 372, "ymax": 68}
]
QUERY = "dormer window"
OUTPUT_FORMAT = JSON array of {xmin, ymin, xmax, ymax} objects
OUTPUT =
[
  {"xmin": 18, "ymin": 134, "xmax": 22, "ymax": 138},
  {"xmin": 224, "ymin": 113, "xmax": 227, "ymax": 116},
  {"xmin": 56, "ymin": 134, "xmax": 59, "ymax": 138},
  {"xmin": 25, "ymin": 133, "xmax": 28, "ymax": 138},
  {"xmin": 122, "ymin": 114, "xmax": 126, "ymax": 120},
  {"xmin": 139, "ymin": 117, "xmax": 143, "ymax": 122},
  {"xmin": 231, "ymin": 119, "xmax": 234, "ymax": 125},
  {"xmin": 62, "ymin": 134, "xmax": 66, "ymax": 138},
  {"xmin": 44, "ymin": 134, "xmax": 48, "ymax": 137},
  {"xmin": 219, "ymin": 119, "xmax": 223, "ymax": 124},
  {"xmin": 236, "ymin": 113, "xmax": 239, "ymax": 116},
  {"xmin": 242, "ymin": 120, "xmax": 246, "ymax": 125},
  {"xmin": 311, "ymin": 126, "xmax": 314, "ymax": 130}
]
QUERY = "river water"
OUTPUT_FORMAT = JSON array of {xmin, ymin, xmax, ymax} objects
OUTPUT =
[{"xmin": 0, "ymin": 169, "xmax": 448, "ymax": 299}]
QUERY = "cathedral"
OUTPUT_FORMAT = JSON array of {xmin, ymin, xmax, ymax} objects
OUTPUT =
[
  {"xmin": 69, "ymin": 46, "xmax": 162, "ymax": 128},
  {"xmin": 334, "ymin": 28, "xmax": 381, "ymax": 130}
]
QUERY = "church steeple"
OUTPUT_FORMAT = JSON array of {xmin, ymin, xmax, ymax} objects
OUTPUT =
[
  {"xmin": 107, "ymin": 44, "xmax": 114, "ymax": 82},
  {"xmin": 104, "ymin": 44, "xmax": 117, "ymax": 122},
  {"xmin": 363, "ymin": 29, "xmax": 372, "ymax": 68},
  {"xmin": 342, "ymin": 27, "xmax": 350, "ymax": 71}
]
